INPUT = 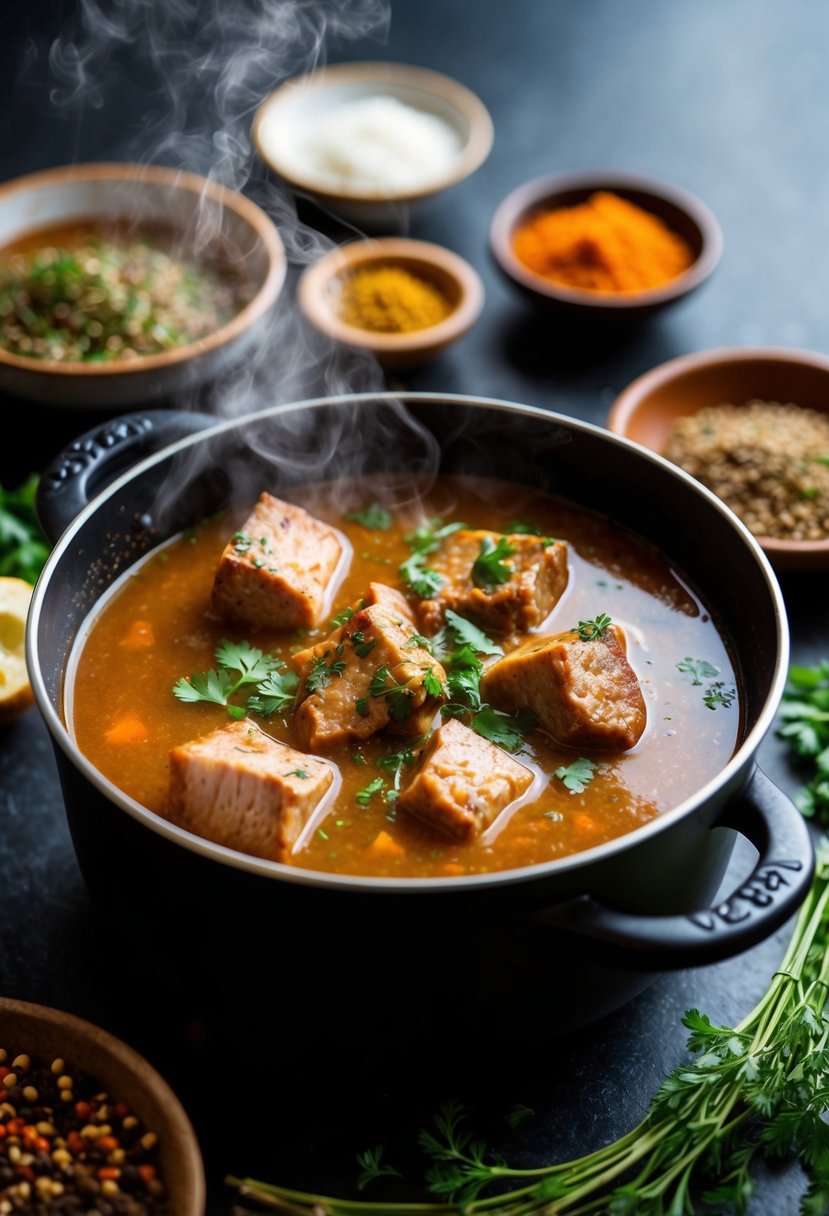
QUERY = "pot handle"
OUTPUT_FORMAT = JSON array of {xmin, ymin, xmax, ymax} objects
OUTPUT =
[
  {"xmin": 37, "ymin": 409, "xmax": 217, "ymax": 543},
  {"xmin": 535, "ymin": 768, "xmax": 815, "ymax": 968}
]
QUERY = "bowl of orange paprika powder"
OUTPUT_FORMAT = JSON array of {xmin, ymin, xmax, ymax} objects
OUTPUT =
[{"xmin": 490, "ymin": 170, "xmax": 722, "ymax": 320}]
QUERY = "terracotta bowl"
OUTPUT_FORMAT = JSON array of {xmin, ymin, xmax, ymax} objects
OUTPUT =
[
  {"xmin": 490, "ymin": 169, "xmax": 722, "ymax": 320},
  {"xmin": 0, "ymin": 163, "xmax": 287, "ymax": 408},
  {"xmin": 0, "ymin": 997, "xmax": 204, "ymax": 1216},
  {"xmin": 252, "ymin": 61, "xmax": 494, "ymax": 229},
  {"xmin": 297, "ymin": 236, "xmax": 484, "ymax": 368},
  {"xmin": 608, "ymin": 346, "xmax": 829, "ymax": 572}
]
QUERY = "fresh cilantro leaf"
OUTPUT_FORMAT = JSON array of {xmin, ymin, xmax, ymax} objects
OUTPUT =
[
  {"xmin": 574, "ymin": 613, "xmax": 612, "ymax": 641},
  {"xmin": 356, "ymin": 777, "xmax": 386, "ymax": 807},
  {"xmin": 330, "ymin": 605, "xmax": 355, "ymax": 629},
  {"xmin": 677, "ymin": 656, "xmax": 720, "ymax": 686},
  {"xmin": 214, "ymin": 638, "xmax": 278, "ymax": 685},
  {"xmin": 376, "ymin": 742, "xmax": 421, "ymax": 791},
  {"xmin": 471, "ymin": 535, "xmax": 516, "ymax": 588},
  {"xmin": 400, "ymin": 551, "xmax": 444, "ymax": 598},
  {"xmin": 246, "ymin": 667, "xmax": 299, "ymax": 716},
  {"xmin": 344, "ymin": 503, "xmax": 392, "ymax": 531},
  {"xmin": 423, "ymin": 668, "xmax": 446, "ymax": 698},
  {"xmin": 505, "ymin": 1103, "xmax": 535, "ymax": 1129},
  {"xmin": 387, "ymin": 686, "xmax": 414, "ymax": 721},
  {"xmin": 369, "ymin": 666, "xmax": 393, "ymax": 698},
  {"xmin": 0, "ymin": 474, "xmax": 51, "ymax": 583},
  {"xmin": 443, "ymin": 610, "xmax": 503, "ymax": 657},
  {"xmin": 355, "ymin": 696, "xmax": 369, "ymax": 717},
  {"xmin": 703, "ymin": 682, "xmax": 736, "ymax": 710},
  {"xmin": 404, "ymin": 518, "xmax": 466, "ymax": 555},
  {"xmin": 406, "ymin": 633, "xmax": 434, "ymax": 653},
  {"xmin": 350, "ymin": 630, "xmax": 377, "ymax": 658},
  {"xmin": 505, "ymin": 520, "xmax": 542, "ymax": 535},
  {"xmin": 471, "ymin": 705, "xmax": 537, "ymax": 752},
  {"xmin": 283, "ymin": 768, "xmax": 309, "ymax": 779},
  {"xmin": 306, "ymin": 654, "xmax": 346, "ymax": 694},
  {"xmin": 555, "ymin": 757, "xmax": 597, "ymax": 794}
]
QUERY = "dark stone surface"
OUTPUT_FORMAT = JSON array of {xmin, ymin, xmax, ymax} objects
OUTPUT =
[{"xmin": 3, "ymin": 1, "xmax": 828, "ymax": 1213}]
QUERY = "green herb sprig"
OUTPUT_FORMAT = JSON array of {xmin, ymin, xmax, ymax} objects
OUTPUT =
[
  {"xmin": 173, "ymin": 639, "xmax": 297, "ymax": 720},
  {"xmin": 574, "ymin": 613, "xmax": 612, "ymax": 642},
  {"xmin": 344, "ymin": 503, "xmax": 392, "ymax": 531},
  {"xmin": 471, "ymin": 536, "xmax": 516, "ymax": 588},
  {"xmin": 778, "ymin": 660, "xmax": 829, "ymax": 823},
  {"xmin": 555, "ymin": 757, "xmax": 596, "ymax": 794},
  {"xmin": 0, "ymin": 475, "xmax": 50, "ymax": 583},
  {"xmin": 399, "ymin": 519, "xmax": 466, "ymax": 599}
]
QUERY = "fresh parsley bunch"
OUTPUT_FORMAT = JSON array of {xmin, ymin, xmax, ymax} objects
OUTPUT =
[{"xmin": 0, "ymin": 475, "xmax": 50, "ymax": 584}]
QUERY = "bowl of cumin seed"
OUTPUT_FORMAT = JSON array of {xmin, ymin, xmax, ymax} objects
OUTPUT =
[{"xmin": 607, "ymin": 346, "xmax": 829, "ymax": 572}]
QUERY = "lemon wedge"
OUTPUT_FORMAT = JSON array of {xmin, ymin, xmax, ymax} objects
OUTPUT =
[{"xmin": 0, "ymin": 577, "xmax": 34, "ymax": 724}]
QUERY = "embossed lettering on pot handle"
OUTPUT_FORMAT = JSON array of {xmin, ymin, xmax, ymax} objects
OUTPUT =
[
  {"xmin": 37, "ymin": 409, "xmax": 216, "ymax": 544},
  {"xmin": 536, "ymin": 768, "xmax": 815, "ymax": 968}
]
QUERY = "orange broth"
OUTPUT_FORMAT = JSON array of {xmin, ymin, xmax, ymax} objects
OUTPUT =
[{"xmin": 67, "ymin": 475, "xmax": 741, "ymax": 878}]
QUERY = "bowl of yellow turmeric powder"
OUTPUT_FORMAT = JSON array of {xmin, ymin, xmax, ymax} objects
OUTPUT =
[
  {"xmin": 297, "ymin": 236, "xmax": 485, "ymax": 368},
  {"xmin": 490, "ymin": 170, "xmax": 722, "ymax": 320}
]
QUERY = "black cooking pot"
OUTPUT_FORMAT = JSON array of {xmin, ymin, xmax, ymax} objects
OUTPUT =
[{"xmin": 28, "ymin": 394, "xmax": 813, "ymax": 1059}]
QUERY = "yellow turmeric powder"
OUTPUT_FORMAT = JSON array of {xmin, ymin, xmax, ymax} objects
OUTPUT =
[
  {"xmin": 512, "ymin": 191, "xmax": 694, "ymax": 294},
  {"xmin": 338, "ymin": 264, "xmax": 451, "ymax": 333}
]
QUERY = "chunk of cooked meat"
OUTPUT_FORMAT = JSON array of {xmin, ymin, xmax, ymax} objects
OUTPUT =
[
  {"xmin": 167, "ymin": 719, "xmax": 334, "ymax": 861},
  {"xmin": 397, "ymin": 718, "xmax": 534, "ymax": 841},
  {"xmin": 480, "ymin": 623, "xmax": 646, "ymax": 751},
  {"xmin": 330, "ymin": 581, "xmax": 415, "ymax": 629},
  {"xmin": 292, "ymin": 602, "xmax": 446, "ymax": 750},
  {"xmin": 418, "ymin": 529, "xmax": 568, "ymax": 637},
  {"xmin": 212, "ymin": 493, "xmax": 345, "ymax": 631}
]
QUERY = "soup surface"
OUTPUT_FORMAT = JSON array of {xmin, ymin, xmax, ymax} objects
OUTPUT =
[{"xmin": 68, "ymin": 475, "xmax": 741, "ymax": 878}]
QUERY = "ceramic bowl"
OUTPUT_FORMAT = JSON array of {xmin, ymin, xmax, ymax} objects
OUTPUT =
[
  {"xmin": 0, "ymin": 162, "xmax": 287, "ymax": 408},
  {"xmin": 296, "ymin": 236, "xmax": 484, "ymax": 368},
  {"xmin": 252, "ymin": 61, "xmax": 494, "ymax": 229},
  {"xmin": 490, "ymin": 169, "xmax": 722, "ymax": 320},
  {"xmin": 0, "ymin": 997, "xmax": 204, "ymax": 1216},
  {"xmin": 608, "ymin": 346, "xmax": 829, "ymax": 572}
]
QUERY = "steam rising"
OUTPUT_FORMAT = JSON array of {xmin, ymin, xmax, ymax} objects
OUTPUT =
[{"xmin": 41, "ymin": 0, "xmax": 456, "ymax": 517}]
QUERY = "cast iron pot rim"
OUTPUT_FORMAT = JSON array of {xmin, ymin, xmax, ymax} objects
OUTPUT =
[{"xmin": 28, "ymin": 391, "xmax": 789, "ymax": 895}]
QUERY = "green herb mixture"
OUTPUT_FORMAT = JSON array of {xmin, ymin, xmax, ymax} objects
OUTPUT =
[{"xmin": 0, "ymin": 235, "xmax": 241, "ymax": 362}]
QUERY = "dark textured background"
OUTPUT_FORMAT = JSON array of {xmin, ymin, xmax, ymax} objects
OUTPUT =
[{"xmin": 3, "ymin": 1, "xmax": 829, "ymax": 1212}]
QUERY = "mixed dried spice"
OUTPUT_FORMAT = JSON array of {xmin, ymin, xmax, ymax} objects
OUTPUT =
[
  {"xmin": 665, "ymin": 399, "xmax": 829, "ymax": 541},
  {"xmin": 0, "ymin": 232, "xmax": 242, "ymax": 363},
  {"xmin": 0, "ymin": 1047, "xmax": 167, "ymax": 1215}
]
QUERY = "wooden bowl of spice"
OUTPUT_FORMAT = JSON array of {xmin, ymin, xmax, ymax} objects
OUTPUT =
[
  {"xmin": 297, "ymin": 237, "xmax": 484, "ymax": 368},
  {"xmin": 0, "ymin": 163, "xmax": 286, "ymax": 407},
  {"xmin": 490, "ymin": 170, "xmax": 722, "ymax": 320},
  {"xmin": 0, "ymin": 997, "xmax": 204, "ymax": 1216},
  {"xmin": 608, "ymin": 346, "xmax": 829, "ymax": 571}
]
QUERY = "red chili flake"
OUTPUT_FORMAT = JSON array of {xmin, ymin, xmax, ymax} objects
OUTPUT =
[
  {"xmin": 34, "ymin": 1136, "xmax": 51, "ymax": 1152},
  {"xmin": 97, "ymin": 1167, "xmax": 121, "ymax": 1181},
  {"xmin": 74, "ymin": 1101, "xmax": 92, "ymax": 1120},
  {"xmin": 97, "ymin": 1135, "xmax": 119, "ymax": 1152}
]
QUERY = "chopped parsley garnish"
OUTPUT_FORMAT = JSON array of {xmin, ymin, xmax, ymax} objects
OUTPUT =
[
  {"xmin": 574, "ymin": 613, "xmax": 612, "ymax": 641},
  {"xmin": 471, "ymin": 535, "xmax": 516, "ymax": 588},
  {"xmin": 369, "ymin": 665, "xmax": 415, "ymax": 721},
  {"xmin": 306, "ymin": 654, "xmax": 347, "ymax": 694},
  {"xmin": 423, "ymin": 669, "xmax": 447, "ymax": 698},
  {"xmin": 703, "ymin": 682, "xmax": 736, "ymax": 711},
  {"xmin": 173, "ymin": 638, "xmax": 284, "ymax": 719},
  {"xmin": 406, "ymin": 633, "xmax": 434, "ymax": 653},
  {"xmin": 399, "ymin": 518, "xmax": 466, "ymax": 598},
  {"xmin": 355, "ymin": 696, "xmax": 369, "ymax": 717},
  {"xmin": 350, "ymin": 630, "xmax": 378, "ymax": 658},
  {"xmin": 356, "ymin": 777, "xmax": 386, "ymax": 807},
  {"xmin": 232, "ymin": 531, "xmax": 253, "ymax": 554},
  {"xmin": 677, "ymin": 656, "xmax": 720, "ymax": 686},
  {"xmin": 777, "ymin": 660, "xmax": 829, "ymax": 822},
  {"xmin": 399, "ymin": 552, "xmax": 444, "ymax": 598},
  {"xmin": 441, "ymin": 610, "xmax": 503, "ymax": 658},
  {"xmin": 284, "ymin": 769, "xmax": 310, "ymax": 779},
  {"xmin": 376, "ymin": 742, "xmax": 421, "ymax": 793},
  {"xmin": 0, "ymin": 474, "xmax": 50, "ymax": 583},
  {"xmin": 505, "ymin": 520, "xmax": 541, "ymax": 535},
  {"xmin": 246, "ymin": 667, "xmax": 299, "ymax": 716},
  {"xmin": 344, "ymin": 503, "xmax": 392, "ymax": 531},
  {"xmin": 555, "ymin": 757, "xmax": 597, "ymax": 794},
  {"xmin": 471, "ymin": 705, "xmax": 537, "ymax": 753}
]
